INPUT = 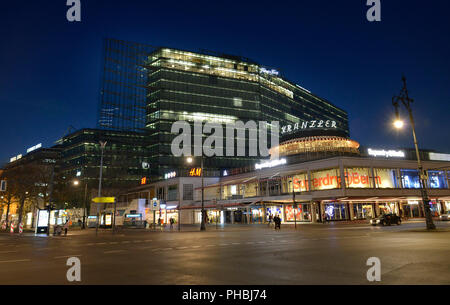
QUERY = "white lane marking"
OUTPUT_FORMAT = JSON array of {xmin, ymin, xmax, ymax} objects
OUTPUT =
[
  {"xmin": 205, "ymin": 245, "xmax": 215, "ymax": 247},
  {"xmin": 231, "ymin": 243, "xmax": 241, "ymax": 245},
  {"xmin": 0, "ymin": 259, "xmax": 31, "ymax": 263},
  {"xmin": 144, "ymin": 240, "xmax": 152, "ymax": 242},
  {"xmin": 86, "ymin": 243, "xmax": 95, "ymax": 246},
  {"xmin": 257, "ymin": 241, "xmax": 266, "ymax": 244},
  {"xmin": 96, "ymin": 242, "xmax": 107, "ymax": 245},
  {"xmin": 0, "ymin": 250, "xmax": 19, "ymax": 254},
  {"xmin": 104, "ymin": 250, "xmax": 126, "ymax": 254},
  {"xmin": 161, "ymin": 248, "xmax": 172, "ymax": 251},
  {"xmin": 219, "ymin": 244, "xmax": 229, "ymax": 246},
  {"xmin": 177, "ymin": 246, "xmax": 188, "ymax": 249},
  {"xmin": 109, "ymin": 242, "xmax": 119, "ymax": 245},
  {"xmin": 133, "ymin": 240, "xmax": 142, "ymax": 243},
  {"xmin": 53, "ymin": 254, "xmax": 82, "ymax": 259},
  {"xmin": 191, "ymin": 245, "xmax": 201, "ymax": 248},
  {"xmin": 246, "ymin": 242, "xmax": 255, "ymax": 244}
]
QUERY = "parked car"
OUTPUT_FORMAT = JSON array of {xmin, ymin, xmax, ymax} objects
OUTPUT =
[
  {"xmin": 439, "ymin": 211, "xmax": 450, "ymax": 221},
  {"xmin": 370, "ymin": 213, "xmax": 401, "ymax": 226}
]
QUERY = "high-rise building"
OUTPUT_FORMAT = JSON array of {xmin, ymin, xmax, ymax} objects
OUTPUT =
[{"xmin": 98, "ymin": 39, "xmax": 349, "ymax": 179}]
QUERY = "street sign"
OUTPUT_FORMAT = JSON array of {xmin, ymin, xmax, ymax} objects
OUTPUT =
[
  {"xmin": 151, "ymin": 199, "xmax": 160, "ymax": 211},
  {"xmin": 92, "ymin": 197, "xmax": 115, "ymax": 203}
]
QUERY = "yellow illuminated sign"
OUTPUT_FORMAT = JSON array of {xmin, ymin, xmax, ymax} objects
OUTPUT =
[{"xmin": 92, "ymin": 197, "xmax": 115, "ymax": 203}]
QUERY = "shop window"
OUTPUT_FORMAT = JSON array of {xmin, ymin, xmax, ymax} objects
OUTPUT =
[
  {"xmin": 344, "ymin": 167, "xmax": 372, "ymax": 188},
  {"xmin": 310, "ymin": 168, "xmax": 341, "ymax": 190},
  {"xmin": 427, "ymin": 171, "xmax": 448, "ymax": 189},
  {"xmin": 373, "ymin": 168, "xmax": 399, "ymax": 188},
  {"xmin": 401, "ymin": 169, "xmax": 421, "ymax": 189}
]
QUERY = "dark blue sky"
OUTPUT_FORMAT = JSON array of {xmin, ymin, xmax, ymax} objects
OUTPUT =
[{"xmin": 1, "ymin": 0, "xmax": 449, "ymax": 164}]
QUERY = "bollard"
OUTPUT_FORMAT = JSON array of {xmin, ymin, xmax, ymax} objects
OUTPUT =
[
  {"xmin": 19, "ymin": 222, "xmax": 23, "ymax": 234},
  {"xmin": 10, "ymin": 222, "xmax": 14, "ymax": 234}
]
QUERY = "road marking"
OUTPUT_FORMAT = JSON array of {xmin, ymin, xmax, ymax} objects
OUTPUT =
[
  {"xmin": 53, "ymin": 254, "xmax": 82, "ymax": 259},
  {"xmin": 96, "ymin": 242, "xmax": 107, "ymax": 245},
  {"xmin": 191, "ymin": 245, "xmax": 201, "ymax": 248},
  {"xmin": 144, "ymin": 240, "xmax": 152, "ymax": 242},
  {"xmin": 109, "ymin": 242, "xmax": 119, "ymax": 245},
  {"xmin": 122, "ymin": 241, "xmax": 130, "ymax": 244},
  {"xmin": 231, "ymin": 243, "xmax": 241, "ymax": 245},
  {"xmin": 161, "ymin": 248, "xmax": 172, "ymax": 251},
  {"xmin": 0, "ymin": 250, "xmax": 19, "ymax": 254},
  {"xmin": 246, "ymin": 242, "xmax": 255, "ymax": 244},
  {"xmin": 257, "ymin": 241, "xmax": 266, "ymax": 244},
  {"xmin": 219, "ymin": 243, "xmax": 229, "ymax": 246},
  {"xmin": 104, "ymin": 250, "xmax": 126, "ymax": 254},
  {"xmin": 177, "ymin": 246, "xmax": 188, "ymax": 250},
  {"xmin": 133, "ymin": 240, "xmax": 142, "ymax": 243},
  {"xmin": 0, "ymin": 259, "xmax": 31, "ymax": 263},
  {"xmin": 205, "ymin": 245, "xmax": 215, "ymax": 247},
  {"xmin": 86, "ymin": 243, "xmax": 95, "ymax": 246}
]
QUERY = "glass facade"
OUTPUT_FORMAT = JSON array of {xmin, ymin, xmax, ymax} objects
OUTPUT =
[{"xmin": 143, "ymin": 47, "xmax": 349, "ymax": 178}]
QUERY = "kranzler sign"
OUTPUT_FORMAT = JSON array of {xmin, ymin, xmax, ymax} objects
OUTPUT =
[{"xmin": 281, "ymin": 120, "xmax": 337, "ymax": 135}]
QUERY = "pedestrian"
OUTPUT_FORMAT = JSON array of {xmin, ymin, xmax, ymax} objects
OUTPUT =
[
  {"xmin": 169, "ymin": 217, "xmax": 174, "ymax": 230},
  {"xmin": 277, "ymin": 215, "xmax": 281, "ymax": 230},
  {"xmin": 63, "ymin": 220, "xmax": 70, "ymax": 236},
  {"xmin": 158, "ymin": 217, "xmax": 162, "ymax": 231},
  {"xmin": 268, "ymin": 214, "xmax": 273, "ymax": 227},
  {"xmin": 322, "ymin": 212, "xmax": 327, "ymax": 224}
]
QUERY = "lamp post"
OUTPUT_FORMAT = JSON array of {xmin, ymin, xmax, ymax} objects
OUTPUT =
[
  {"xmin": 392, "ymin": 76, "xmax": 436, "ymax": 230},
  {"xmin": 289, "ymin": 178, "xmax": 297, "ymax": 229},
  {"xmin": 187, "ymin": 156, "xmax": 206, "ymax": 231},
  {"xmin": 96, "ymin": 141, "xmax": 107, "ymax": 235},
  {"xmin": 73, "ymin": 179, "xmax": 88, "ymax": 229}
]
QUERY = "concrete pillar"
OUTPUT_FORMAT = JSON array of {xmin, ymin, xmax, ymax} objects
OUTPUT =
[
  {"xmin": 246, "ymin": 207, "xmax": 250, "ymax": 224},
  {"xmin": 231, "ymin": 211, "xmax": 234, "ymax": 224}
]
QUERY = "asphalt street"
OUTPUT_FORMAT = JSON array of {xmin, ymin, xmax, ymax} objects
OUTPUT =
[{"xmin": 0, "ymin": 221, "xmax": 449, "ymax": 285}]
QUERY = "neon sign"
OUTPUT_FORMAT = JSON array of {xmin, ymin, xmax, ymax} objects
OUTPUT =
[
  {"xmin": 368, "ymin": 148, "xmax": 405, "ymax": 158},
  {"xmin": 281, "ymin": 120, "xmax": 337, "ymax": 134},
  {"xmin": 189, "ymin": 168, "xmax": 202, "ymax": 177},
  {"xmin": 255, "ymin": 158, "xmax": 286, "ymax": 170}
]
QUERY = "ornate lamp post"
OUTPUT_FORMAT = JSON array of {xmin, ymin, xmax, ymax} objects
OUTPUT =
[{"xmin": 392, "ymin": 76, "xmax": 435, "ymax": 230}]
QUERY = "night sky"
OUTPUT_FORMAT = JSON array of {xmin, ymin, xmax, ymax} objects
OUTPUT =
[{"xmin": 1, "ymin": 0, "xmax": 449, "ymax": 164}]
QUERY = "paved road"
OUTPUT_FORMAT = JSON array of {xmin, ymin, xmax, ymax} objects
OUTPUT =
[{"xmin": 0, "ymin": 221, "xmax": 449, "ymax": 285}]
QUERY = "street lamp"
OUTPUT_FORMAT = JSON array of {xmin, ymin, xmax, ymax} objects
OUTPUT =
[
  {"xmin": 73, "ymin": 179, "xmax": 88, "ymax": 229},
  {"xmin": 186, "ymin": 156, "xmax": 206, "ymax": 231},
  {"xmin": 392, "ymin": 76, "xmax": 436, "ymax": 230}
]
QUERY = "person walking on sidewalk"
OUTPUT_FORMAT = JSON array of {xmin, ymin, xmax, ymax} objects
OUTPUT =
[
  {"xmin": 63, "ymin": 220, "xmax": 70, "ymax": 236},
  {"xmin": 268, "ymin": 214, "xmax": 273, "ymax": 228}
]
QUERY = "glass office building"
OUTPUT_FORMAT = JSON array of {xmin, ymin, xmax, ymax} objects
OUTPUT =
[{"xmin": 98, "ymin": 39, "xmax": 349, "ymax": 179}]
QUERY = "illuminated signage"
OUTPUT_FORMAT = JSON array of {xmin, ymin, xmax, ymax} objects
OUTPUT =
[
  {"xmin": 255, "ymin": 158, "xmax": 286, "ymax": 170},
  {"xmin": 10, "ymin": 154, "xmax": 22, "ymax": 163},
  {"xmin": 292, "ymin": 168, "xmax": 397, "ymax": 191},
  {"xmin": 189, "ymin": 168, "xmax": 202, "ymax": 177},
  {"xmin": 0, "ymin": 180, "xmax": 6, "ymax": 192},
  {"xmin": 260, "ymin": 67, "xmax": 279, "ymax": 76},
  {"xmin": 142, "ymin": 161, "xmax": 150, "ymax": 169},
  {"xmin": 281, "ymin": 120, "xmax": 337, "ymax": 134},
  {"xmin": 126, "ymin": 214, "xmax": 142, "ymax": 218},
  {"xmin": 26, "ymin": 143, "xmax": 42, "ymax": 153},
  {"xmin": 164, "ymin": 171, "xmax": 176, "ymax": 179},
  {"xmin": 223, "ymin": 170, "xmax": 228, "ymax": 176},
  {"xmin": 140, "ymin": 177, "xmax": 147, "ymax": 185},
  {"xmin": 37, "ymin": 210, "xmax": 49, "ymax": 227},
  {"xmin": 368, "ymin": 148, "xmax": 405, "ymax": 158},
  {"xmin": 429, "ymin": 152, "xmax": 450, "ymax": 161},
  {"xmin": 105, "ymin": 215, "xmax": 112, "ymax": 226}
]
